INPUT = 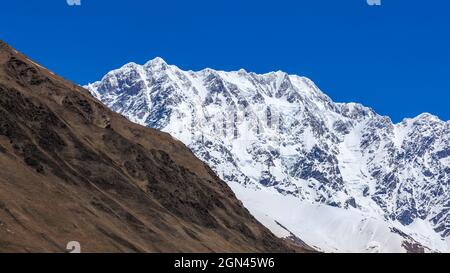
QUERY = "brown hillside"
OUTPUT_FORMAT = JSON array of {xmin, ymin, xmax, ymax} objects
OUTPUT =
[{"xmin": 0, "ymin": 41, "xmax": 308, "ymax": 253}]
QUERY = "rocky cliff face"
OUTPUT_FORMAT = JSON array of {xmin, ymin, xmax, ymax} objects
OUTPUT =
[
  {"xmin": 87, "ymin": 57, "xmax": 450, "ymax": 252},
  {"xmin": 0, "ymin": 41, "xmax": 304, "ymax": 253}
]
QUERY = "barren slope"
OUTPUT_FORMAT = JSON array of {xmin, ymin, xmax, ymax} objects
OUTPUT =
[{"xmin": 0, "ymin": 41, "xmax": 306, "ymax": 253}]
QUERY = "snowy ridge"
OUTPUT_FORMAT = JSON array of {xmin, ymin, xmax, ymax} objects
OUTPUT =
[{"xmin": 86, "ymin": 58, "xmax": 450, "ymax": 252}]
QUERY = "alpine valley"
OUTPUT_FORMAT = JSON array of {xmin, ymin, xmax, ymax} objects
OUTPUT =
[{"xmin": 86, "ymin": 57, "xmax": 450, "ymax": 253}]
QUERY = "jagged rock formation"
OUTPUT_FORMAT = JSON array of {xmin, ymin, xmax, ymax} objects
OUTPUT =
[{"xmin": 87, "ymin": 57, "xmax": 450, "ymax": 252}]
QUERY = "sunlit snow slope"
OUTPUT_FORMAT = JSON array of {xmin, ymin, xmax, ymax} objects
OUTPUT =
[{"xmin": 86, "ymin": 58, "xmax": 450, "ymax": 252}]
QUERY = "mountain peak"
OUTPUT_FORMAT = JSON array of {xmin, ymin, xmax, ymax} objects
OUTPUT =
[
  {"xmin": 400, "ymin": 112, "xmax": 443, "ymax": 126},
  {"xmin": 86, "ymin": 57, "xmax": 450, "ymax": 252},
  {"xmin": 414, "ymin": 112, "xmax": 441, "ymax": 122},
  {"xmin": 144, "ymin": 57, "xmax": 168, "ymax": 68}
]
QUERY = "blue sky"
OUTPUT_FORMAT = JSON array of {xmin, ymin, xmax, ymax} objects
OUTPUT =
[{"xmin": 1, "ymin": 0, "xmax": 449, "ymax": 122}]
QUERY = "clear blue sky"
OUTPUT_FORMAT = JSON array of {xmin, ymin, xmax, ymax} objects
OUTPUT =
[{"xmin": 1, "ymin": 0, "xmax": 449, "ymax": 122}]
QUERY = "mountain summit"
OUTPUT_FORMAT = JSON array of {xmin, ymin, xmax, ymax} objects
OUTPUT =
[
  {"xmin": 87, "ymin": 57, "xmax": 450, "ymax": 252},
  {"xmin": 0, "ymin": 42, "xmax": 306, "ymax": 252}
]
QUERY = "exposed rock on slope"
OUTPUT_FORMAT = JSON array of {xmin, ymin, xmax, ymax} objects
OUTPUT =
[
  {"xmin": 86, "ymin": 57, "xmax": 450, "ymax": 252},
  {"xmin": 0, "ymin": 41, "xmax": 304, "ymax": 253}
]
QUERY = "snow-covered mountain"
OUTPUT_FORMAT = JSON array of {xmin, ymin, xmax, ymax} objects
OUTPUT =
[{"xmin": 85, "ymin": 57, "xmax": 450, "ymax": 252}]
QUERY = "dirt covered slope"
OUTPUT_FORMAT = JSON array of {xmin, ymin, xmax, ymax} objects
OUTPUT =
[{"xmin": 0, "ymin": 41, "xmax": 307, "ymax": 253}]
